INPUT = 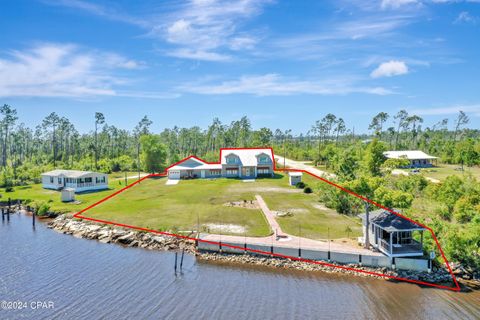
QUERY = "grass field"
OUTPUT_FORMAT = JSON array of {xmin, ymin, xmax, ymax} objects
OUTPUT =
[
  {"xmin": 1, "ymin": 170, "xmax": 363, "ymax": 239},
  {"xmin": 85, "ymin": 173, "xmax": 362, "ymax": 239},
  {"xmin": 419, "ymin": 164, "xmax": 480, "ymax": 181},
  {"xmin": 0, "ymin": 173, "xmax": 143, "ymax": 213},
  {"xmin": 87, "ymin": 177, "xmax": 272, "ymax": 237}
]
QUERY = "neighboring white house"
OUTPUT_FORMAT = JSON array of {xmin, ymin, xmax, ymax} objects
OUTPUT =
[
  {"xmin": 41, "ymin": 170, "xmax": 108, "ymax": 193},
  {"xmin": 383, "ymin": 150, "xmax": 437, "ymax": 168},
  {"xmin": 167, "ymin": 148, "xmax": 274, "ymax": 180}
]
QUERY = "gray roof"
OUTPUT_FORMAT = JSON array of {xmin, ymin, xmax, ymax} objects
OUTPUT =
[
  {"xmin": 41, "ymin": 169, "xmax": 106, "ymax": 178},
  {"xmin": 359, "ymin": 210, "xmax": 425, "ymax": 232}
]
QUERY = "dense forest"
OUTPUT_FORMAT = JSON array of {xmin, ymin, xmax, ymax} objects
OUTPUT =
[{"xmin": 1, "ymin": 104, "xmax": 479, "ymax": 269}]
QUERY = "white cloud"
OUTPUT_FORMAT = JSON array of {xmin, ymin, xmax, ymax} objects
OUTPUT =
[
  {"xmin": 165, "ymin": 49, "xmax": 231, "ymax": 61},
  {"xmin": 178, "ymin": 74, "xmax": 393, "ymax": 96},
  {"xmin": 159, "ymin": 0, "xmax": 271, "ymax": 61},
  {"xmin": 454, "ymin": 11, "xmax": 478, "ymax": 24},
  {"xmin": 381, "ymin": 0, "xmax": 418, "ymax": 9},
  {"xmin": 409, "ymin": 104, "xmax": 480, "ymax": 116},
  {"xmin": 370, "ymin": 60, "xmax": 409, "ymax": 78},
  {"xmin": 0, "ymin": 43, "xmax": 150, "ymax": 98}
]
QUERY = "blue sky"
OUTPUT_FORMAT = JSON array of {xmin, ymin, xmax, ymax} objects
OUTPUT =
[{"xmin": 1, "ymin": 0, "xmax": 479, "ymax": 133}]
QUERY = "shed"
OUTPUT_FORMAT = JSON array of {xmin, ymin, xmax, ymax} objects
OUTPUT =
[
  {"xmin": 61, "ymin": 188, "xmax": 75, "ymax": 202},
  {"xmin": 288, "ymin": 172, "xmax": 303, "ymax": 186}
]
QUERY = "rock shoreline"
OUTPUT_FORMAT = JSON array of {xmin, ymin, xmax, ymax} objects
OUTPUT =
[
  {"xmin": 47, "ymin": 214, "xmax": 195, "ymax": 253},
  {"xmin": 46, "ymin": 214, "xmax": 476, "ymax": 289},
  {"xmin": 196, "ymin": 252, "xmax": 455, "ymax": 284}
]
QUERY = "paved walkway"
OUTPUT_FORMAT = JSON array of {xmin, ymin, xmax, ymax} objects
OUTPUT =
[
  {"xmin": 200, "ymin": 233, "xmax": 382, "ymax": 256},
  {"xmin": 255, "ymin": 195, "xmax": 285, "ymax": 237},
  {"xmin": 274, "ymin": 156, "xmax": 336, "ymax": 179},
  {"xmin": 201, "ymin": 194, "xmax": 381, "ymax": 256}
]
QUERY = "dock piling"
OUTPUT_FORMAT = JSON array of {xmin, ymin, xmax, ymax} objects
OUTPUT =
[
  {"xmin": 180, "ymin": 248, "xmax": 185, "ymax": 270},
  {"xmin": 174, "ymin": 252, "xmax": 178, "ymax": 274}
]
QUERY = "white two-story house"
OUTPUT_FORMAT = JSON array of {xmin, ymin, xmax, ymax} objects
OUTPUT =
[{"xmin": 167, "ymin": 148, "xmax": 274, "ymax": 180}]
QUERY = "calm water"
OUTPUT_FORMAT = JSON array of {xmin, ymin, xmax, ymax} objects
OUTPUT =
[{"xmin": 1, "ymin": 214, "xmax": 479, "ymax": 320}]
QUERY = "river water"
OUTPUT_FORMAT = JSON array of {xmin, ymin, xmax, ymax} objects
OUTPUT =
[{"xmin": 0, "ymin": 214, "xmax": 479, "ymax": 320}]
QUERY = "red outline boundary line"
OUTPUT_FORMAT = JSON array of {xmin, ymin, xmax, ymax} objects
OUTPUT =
[{"xmin": 73, "ymin": 147, "xmax": 461, "ymax": 292}]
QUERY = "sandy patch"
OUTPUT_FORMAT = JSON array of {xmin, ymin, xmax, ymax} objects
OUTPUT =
[
  {"xmin": 232, "ymin": 186, "xmax": 302, "ymax": 193},
  {"xmin": 204, "ymin": 224, "xmax": 246, "ymax": 234},
  {"xmin": 224, "ymin": 200, "xmax": 259, "ymax": 209},
  {"xmin": 313, "ymin": 204, "xmax": 330, "ymax": 211},
  {"xmin": 274, "ymin": 208, "xmax": 308, "ymax": 217}
]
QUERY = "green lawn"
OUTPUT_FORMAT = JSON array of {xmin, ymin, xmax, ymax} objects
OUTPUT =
[
  {"xmin": 86, "ymin": 173, "xmax": 362, "ymax": 239},
  {"xmin": 247, "ymin": 173, "xmax": 362, "ymax": 239},
  {"xmin": 1, "ymin": 171, "xmax": 362, "ymax": 240},
  {"xmin": 87, "ymin": 177, "xmax": 272, "ymax": 237},
  {"xmin": 419, "ymin": 164, "xmax": 480, "ymax": 181},
  {"xmin": 0, "ymin": 173, "xmax": 141, "ymax": 213}
]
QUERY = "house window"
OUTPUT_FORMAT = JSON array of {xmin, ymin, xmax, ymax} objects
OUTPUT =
[
  {"xmin": 85, "ymin": 177, "xmax": 92, "ymax": 183},
  {"xmin": 58, "ymin": 178, "xmax": 62, "ymax": 184},
  {"xmin": 210, "ymin": 170, "xmax": 221, "ymax": 175},
  {"xmin": 257, "ymin": 168, "xmax": 270, "ymax": 175},
  {"xmin": 50, "ymin": 176, "xmax": 54, "ymax": 183},
  {"xmin": 226, "ymin": 169, "xmax": 238, "ymax": 175},
  {"xmin": 226, "ymin": 157, "xmax": 238, "ymax": 164},
  {"xmin": 258, "ymin": 156, "xmax": 269, "ymax": 164}
]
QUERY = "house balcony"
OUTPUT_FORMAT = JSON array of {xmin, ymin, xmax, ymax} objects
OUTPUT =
[{"xmin": 379, "ymin": 239, "xmax": 423, "ymax": 256}]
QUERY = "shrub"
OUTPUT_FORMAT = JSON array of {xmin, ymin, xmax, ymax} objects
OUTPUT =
[
  {"xmin": 32, "ymin": 201, "xmax": 51, "ymax": 216},
  {"xmin": 295, "ymin": 181, "xmax": 306, "ymax": 189},
  {"xmin": 436, "ymin": 205, "xmax": 452, "ymax": 221},
  {"xmin": 304, "ymin": 186, "xmax": 313, "ymax": 194},
  {"xmin": 5, "ymin": 186, "xmax": 14, "ymax": 192}
]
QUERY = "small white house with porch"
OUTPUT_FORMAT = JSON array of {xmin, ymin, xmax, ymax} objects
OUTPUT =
[
  {"xmin": 360, "ymin": 210, "xmax": 426, "ymax": 258},
  {"xmin": 41, "ymin": 170, "xmax": 108, "ymax": 193},
  {"xmin": 383, "ymin": 150, "xmax": 437, "ymax": 168}
]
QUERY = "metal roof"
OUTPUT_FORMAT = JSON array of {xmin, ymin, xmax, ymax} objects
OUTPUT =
[
  {"xmin": 41, "ymin": 169, "xmax": 105, "ymax": 178},
  {"xmin": 359, "ymin": 210, "xmax": 425, "ymax": 232},
  {"xmin": 220, "ymin": 149, "xmax": 272, "ymax": 166},
  {"xmin": 383, "ymin": 150, "xmax": 437, "ymax": 160}
]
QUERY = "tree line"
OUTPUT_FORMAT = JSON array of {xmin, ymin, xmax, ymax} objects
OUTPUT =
[{"xmin": 0, "ymin": 104, "xmax": 479, "ymax": 187}]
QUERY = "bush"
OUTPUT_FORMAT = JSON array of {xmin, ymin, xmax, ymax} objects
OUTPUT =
[
  {"xmin": 5, "ymin": 186, "xmax": 14, "ymax": 192},
  {"xmin": 295, "ymin": 181, "xmax": 306, "ymax": 189},
  {"xmin": 436, "ymin": 205, "xmax": 452, "ymax": 221},
  {"xmin": 32, "ymin": 201, "xmax": 51, "ymax": 216},
  {"xmin": 304, "ymin": 186, "xmax": 313, "ymax": 194}
]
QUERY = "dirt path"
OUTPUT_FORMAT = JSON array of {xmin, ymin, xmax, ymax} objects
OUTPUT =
[
  {"xmin": 274, "ymin": 155, "xmax": 336, "ymax": 179},
  {"xmin": 113, "ymin": 173, "xmax": 149, "ymax": 181},
  {"xmin": 392, "ymin": 169, "xmax": 440, "ymax": 184}
]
